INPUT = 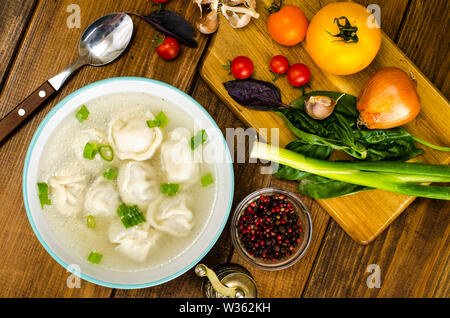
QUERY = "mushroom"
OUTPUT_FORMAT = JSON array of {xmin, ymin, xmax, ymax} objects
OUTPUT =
[
  {"xmin": 221, "ymin": 0, "xmax": 259, "ymax": 28},
  {"xmin": 196, "ymin": 0, "xmax": 220, "ymax": 34},
  {"xmin": 223, "ymin": 0, "xmax": 246, "ymax": 5}
]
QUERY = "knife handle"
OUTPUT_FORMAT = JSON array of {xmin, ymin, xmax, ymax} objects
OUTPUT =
[{"xmin": 0, "ymin": 81, "xmax": 56, "ymax": 143}]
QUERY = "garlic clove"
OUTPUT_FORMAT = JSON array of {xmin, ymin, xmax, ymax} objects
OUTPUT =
[
  {"xmin": 196, "ymin": 9, "xmax": 219, "ymax": 34},
  {"xmin": 305, "ymin": 96, "xmax": 336, "ymax": 120}
]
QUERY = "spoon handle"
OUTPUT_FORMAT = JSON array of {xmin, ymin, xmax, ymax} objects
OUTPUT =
[{"xmin": 0, "ymin": 81, "xmax": 56, "ymax": 143}]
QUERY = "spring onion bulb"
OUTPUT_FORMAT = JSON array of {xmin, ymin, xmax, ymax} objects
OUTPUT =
[{"xmin": 250, "ymin": 142, "xmax": 450, "ymax": 200}]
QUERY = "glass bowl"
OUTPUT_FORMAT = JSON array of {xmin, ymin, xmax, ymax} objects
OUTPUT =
[{"xmin": 231, "ymin": 188, "xmax": 312, "ymax": 271}]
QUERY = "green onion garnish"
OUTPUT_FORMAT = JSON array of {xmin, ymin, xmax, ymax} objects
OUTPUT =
[
  {"xmin": 83, "ymin": 142, "xmax": 97, "ymax": 160},
  {"xmin": 86, "ymin": 215, "xmax": 96, "ymax": 229},
  {"xmin": 37, "ymin": 182, "xmax": 51, "ymax": 208},
  {"xmin": 201, "ymin": 173, "xmax": 214, "ymax": 187},
  {"xmin": 87, "ymin": 251, "xmax": 103, "ymax": 264},
  {"xmin": 161, "ymin": 183, "xmax": 179, "ymax": 196},
  {"xmin": 98, "ymin": 145, "xmax": 114, "ymax": 162},
  {"xmin": 103, "ymin": 167, "xmax": 118, "ymax": 180},
  {"xmin": 146, "ymin": 111, "xmax": 169, "ymax": 128},
  {"xmin": 76, "ymin": 105, "xmax": 90, "ymax": 123},
  {"xmin": 117, "ymin": 203, "xmax": 146, "ymax": 228},
  {"xmin": 190, "ymin": 129, "xmax": 208, "ymax": 150}
]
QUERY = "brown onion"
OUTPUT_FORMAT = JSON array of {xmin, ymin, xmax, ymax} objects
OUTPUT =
[{"xmin": 357, "ymin": 67, "xmax": 421, "ymax": 129}]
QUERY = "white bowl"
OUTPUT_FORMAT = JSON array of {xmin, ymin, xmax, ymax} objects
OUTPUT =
[{"xmin": 23, "ymin": 77, "xmax": 234, "ymax": 289}]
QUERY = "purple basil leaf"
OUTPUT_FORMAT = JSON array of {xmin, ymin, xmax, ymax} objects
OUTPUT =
[
  {"xmin": 137, "ymin": 10, "xmax": 198, "ymax": 48},
  {"xmin": 223, "ymin": 79, "xmax": 291, "ymax": 111}
]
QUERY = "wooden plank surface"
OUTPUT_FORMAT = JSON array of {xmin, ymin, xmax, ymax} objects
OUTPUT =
[
  {"xmin": 0, "ymin": 0, "xmax": 37, "ymax": 89},
  {"xmin": 0, "ymin": 0, "xmax": 448, "ymax": 298}
]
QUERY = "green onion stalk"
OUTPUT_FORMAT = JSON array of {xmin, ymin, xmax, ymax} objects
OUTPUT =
[{"xmin": 250, "ymin": 142, "xmax": 450, "ymax": 200}]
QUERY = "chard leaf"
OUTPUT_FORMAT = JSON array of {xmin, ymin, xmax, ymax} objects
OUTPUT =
[
  {"xmin": 223, "ymin": 79, "xmax": 291, "ymax": 111},
  {"xmin": 298, "ymin": 175, "xmax": 371, "ymax": 199}
]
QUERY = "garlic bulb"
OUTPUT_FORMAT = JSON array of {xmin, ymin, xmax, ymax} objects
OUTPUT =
[{"xmin": 305, "ymin": 96, "xmax": 337, "ymax": 120}]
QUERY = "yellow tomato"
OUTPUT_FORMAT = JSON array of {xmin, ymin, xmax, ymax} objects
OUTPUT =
[{"xmin": 306, "ymin": 2, "xmax": 381, "ymax": 75}]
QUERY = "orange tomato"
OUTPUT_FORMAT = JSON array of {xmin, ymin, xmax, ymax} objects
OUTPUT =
[
  {"xmin": 306, "ymin": 2, "xmax": 381, "ymax": 75},
  {"xmin": 267, "ymin": 5, "xmax": 308, "ymax": 46}
]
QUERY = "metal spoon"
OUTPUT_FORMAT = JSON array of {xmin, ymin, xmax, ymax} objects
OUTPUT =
[{"xmin": 0, "ymin": 12, "xmax": 133, "ymax": 143}]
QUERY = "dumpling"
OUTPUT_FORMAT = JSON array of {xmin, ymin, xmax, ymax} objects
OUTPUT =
[
  {"xmin": 109, "ymin": 111, "xmax": 162, "ymax": 161},
  {"xmin": 49, "ymin": 172, "xmax": 87, "ymax": 217},
  {"xmin": 147, "ymin": 195, "xmax": 194, "ymax": 237},
  {"xmin": 108, "ymin": 220, "xmax": 159, "ymax": 262},
  {"xmin": 117, "ymin": 161, "xmax": 159, "ymax": 210},
  {"xmin": 84, "ymin": 176, "xmax": 120, "ymax": 217},
  {"xmin": 160, "ymin": 128, "xmax": 199, "ymax": 185}
]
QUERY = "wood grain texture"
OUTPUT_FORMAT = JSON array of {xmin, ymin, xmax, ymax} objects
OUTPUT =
[
  {"xmin": 0, "ymin": 0, "xmax": 448, "ymax": 298},
  {"xmin": 0, "ymin": 0, "xmax": 207, "ymax": 297},
  {"xmin": 395, "ymin": 0, "xmax": 450, "ymax": 98},
  {"xmin": 0, "ymin": 0, "xmax": 37, "ymax": 89},
  {"xmin": 200, "ymin": 0, "xmax": 450, "ymax": 244}
]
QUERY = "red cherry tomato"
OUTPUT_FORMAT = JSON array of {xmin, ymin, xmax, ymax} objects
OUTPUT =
[
  {"xmin": 230, "ymin": 56, "xmax": 254, "ymax": 79},
  {"xmin": 270, "ymin": 55, "xmax": 289, "ymax": 75},
  {"xmin": 287, "ymin": 63, "xmax": 311, "ymax": 87},
  {"xmin": 154, "ymin": 35, "xmax": 180, "ymax": 61}
]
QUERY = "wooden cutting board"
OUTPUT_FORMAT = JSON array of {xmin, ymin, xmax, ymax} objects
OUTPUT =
[{"xmin": 200, "ymin": 0, "xmax": 450, "ymax": 244}]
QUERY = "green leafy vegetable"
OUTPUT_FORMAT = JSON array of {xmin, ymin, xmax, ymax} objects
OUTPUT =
[
  {"xmin": 147, "ymin": 111, "xmax": 169, "ymax": 128},
  {"xmin": 190, "ymin": 129, "xmax": 208, "ymax": 150},
  {"xmin": 161, "ymin": 183, "xmax": 179, "ymax": 196},
  {"xmin": 201, "ymin": 173, "xmax": 214, "ymax": 187},
  {"xmin": 117, "ymin": 204, "xmax": 146, "ymax": 228},
  {"xmin": 87, "ymin": 251, "xmax": 103, "ymax": 264},
  {"xmin": 86, "ymin": 215, "xmax": 96, "ymax": 229},
  {"xmin": 76, "ymin": 105, "xmax": 90, "ymax": 123},
  {"xmin": 251, "ymin": 141, "xmax": 450, "ymax": 200},
  {"xmin": 98, "ymin": 145, "xmax": 114, "ymax": 162},
  {"xmin": 37, "ymin": 182, "xmax": 51, "ymax": 208},
  {"xmin": 278, "ymin": 91, "xmax": 425, "ymax": 162},
  {"xmin": 103, "ymin": 167, "xmax": 118, "ymax": 180},
  {"xmin": 83, "ymin": 142, "xmax": 97, "ymax": 160}
]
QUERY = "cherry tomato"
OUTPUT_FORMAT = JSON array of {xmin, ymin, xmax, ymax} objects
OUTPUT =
[
  {"xmin": 287, "ymin": 63, "xmax": 311, "ymax": 87},
  {"xmin": 268, "ymin": 5, "xmax": 308, "ymax": 46},
  {"xmin": 230, "ymin": 56, "xmax": 254, "ymax": 79},
  {"xmin": 154, "ymin": 35, "xmax": 180, "ymax": 61},
  {"xmin": 270, "ymin": 55, "xmax": 289, "ymax": 75}
]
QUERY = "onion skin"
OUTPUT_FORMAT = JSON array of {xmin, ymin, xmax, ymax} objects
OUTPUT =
[{"xmin": 357, "ymin": 67, "xmax": 421, "ymax": 129}]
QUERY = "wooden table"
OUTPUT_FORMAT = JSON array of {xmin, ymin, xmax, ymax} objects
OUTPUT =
[{"xmin": 0, "ymin": 0, "xmax": 448, "ymax": 298}]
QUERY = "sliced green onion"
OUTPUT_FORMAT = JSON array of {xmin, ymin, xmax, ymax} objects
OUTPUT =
[
  {"xmin": 87, "ymin": 251, "xmax": 103, "ymax": 264},
  {"xmin": 103, "ymin": 167, "xmax": 118, "ymax": 180},
  {"xmin": 190, "ymin": 129, "xmax": 208, "ymax": 150},
  {"xmin": 201, "ymin": 173, "xmax": 214, "ymax": 187},
  {"xmin": 76, "ymin": 105, "xmax": 90, "ymax": 123},
  {"xmin": 161, "ymin": 183, "xmax": 179, "ymax": 196},
  {"xmin": 37, "ymin": 182, "xmax": 51, "ymax": 208},
  {"xmin": 98, "ymin": 145, "xmax": 114, "ymax": 162},
  {"xmin": 86, "ymin": 215, "xmax": 96, "ymax": 229},
  {"xmin": 147, "ymin": 111, "xmax": 169, "ymax": 128},
  {"xmin": 83, "ymin": 142, "xmax": 97, "ymax": 160},
  {"xmin": 117, "ymin": 204, "xmax": 146, "ymax": 228}
]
